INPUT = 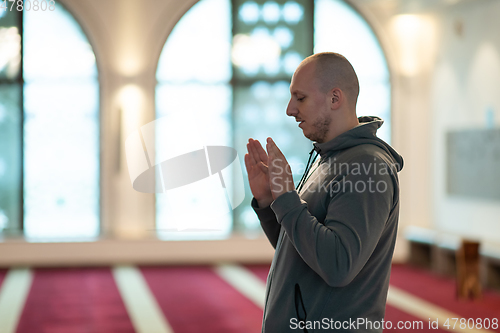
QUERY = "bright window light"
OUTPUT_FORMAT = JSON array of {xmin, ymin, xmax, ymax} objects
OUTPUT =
[
  {"xmin": 262, "ymin": 2, "xmax": 280, "ymax": 24},
  {"xmin": 23, "ymin": 3, "xmax": 99, "ymax": 240},
  {"xmin": 315, "ymin": 0, "xmax": 391, "ymax": 143},
  {"xmin": 156, "ymin": 0, "xmax": 232, "ymax": 240},
  {"xmin": 156, "ymin": 0, "xmax": 391, "ymax": 239},
  {"xmin": 282, "ymin": 1, "xmax": 303, "ymax": 24},
  {"xmin": 239, "ymin": 1, "xmax": 259, "ymax": 24}
]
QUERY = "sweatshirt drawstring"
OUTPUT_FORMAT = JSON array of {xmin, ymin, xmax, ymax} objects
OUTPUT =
[{"xmin": 296, "ymin": 147, "xmax": 319, "ymax": 193}]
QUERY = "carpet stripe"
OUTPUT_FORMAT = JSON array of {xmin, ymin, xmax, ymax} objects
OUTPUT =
[
  {"xmin": 0, "ymin": 269, "xmax": 8, "ymax": 287},
  {"xmin": 140, "ymin": 265, "xmax": 263, "ymax": 333},
  {"xmin": 17, "ymin": 267, "xmax": 135, "ymax": 333},
  {"xmin": 243, "ymin": 264, "xmax": 270, "ymax": 284},
  {"xmin": 240, "ymin": 265, "xmax": 450, "ymax": 331},
  {"xmin": 112, "ymin": 265, "xmax": 173, "ymax": 333},
  {"xmin": 0, "ymin": 268, "xmax": 33, "ymax": 333},
  {"xmin": 243, "ymin": 264, "xmax": 496, "ymax": 332},
  {"xmin": 213, "ymin": 264, "xmax": 266, "ymax": 309},
  {"xmin": 388, "ymin": 286, "xmax": 495, "ymax": 333},
  {"xmin": 384, "ymin": 304, "xmax": 449, "ymax": 332},
  {"xmin": 390, "ymin": 264, "xmax": 500, "ymax": 332}
]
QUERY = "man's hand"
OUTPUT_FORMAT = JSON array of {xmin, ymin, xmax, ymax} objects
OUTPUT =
[
  {"xmin": 244, "ymin": 138, "xmax": 273, "ymax": 208},
  {"xmin": 266, "ymin": 137, "xmax": 294, "ymax": 200}
]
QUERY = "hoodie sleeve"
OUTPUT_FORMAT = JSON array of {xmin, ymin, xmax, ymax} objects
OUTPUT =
[
  {"xmin": 270, "ymin": 154, "xmax": 395, "ymax": 287},
  {"xmin": 251, "ymin": 197, "xmax": 280, "ymax": 249}
]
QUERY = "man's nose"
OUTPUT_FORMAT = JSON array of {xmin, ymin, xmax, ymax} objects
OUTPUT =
[{"xmin": 286, "ymin": 100, "xmax": 296, "ymax": 117}]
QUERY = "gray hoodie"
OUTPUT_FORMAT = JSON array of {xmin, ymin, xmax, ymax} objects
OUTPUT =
[{"xmin": 252, "ymin": 116, "xmax": 404, "ymax": 332}]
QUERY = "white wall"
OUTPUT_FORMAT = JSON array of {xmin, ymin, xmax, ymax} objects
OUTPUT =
[
  {"xmin": 357, "ymin": 0, "xmax": 500, "ymax": 256},
  {"xmin": 352, "ymin": 0, "xmax": 437, "ymax": 260},
  {"xmin": 431, "ymin": 0, "xmax": 500, "ymax": 242}
]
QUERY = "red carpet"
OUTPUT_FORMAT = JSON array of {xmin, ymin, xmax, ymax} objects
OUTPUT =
[
  {"xmin": 7, "ymin": 264, "xmax": 500, "ymax": 332},
  {"xmin": 244, "ymin": 264, "xmax": 270, "ymax": 283},
  {"xmin": 140, "ymin": 265, "xmax": 263, "ymax": 333},
  {"xmin": 390, "ymin": 264, "xmax": 500, "ymax": 332},
  {"xmin": 383, "ymin": 305, "xmax": 448, "ymax": 332},
  {"xmin": 0, "ymin": 269, "xmax": 7, "ymax": 287},
  {"xmin": 246, "ymin": 263, "xmax": 498, "ymax": 332},
  {"xmin": 16, "ymin": 267, "xmax": 134, "ymax": 333}
]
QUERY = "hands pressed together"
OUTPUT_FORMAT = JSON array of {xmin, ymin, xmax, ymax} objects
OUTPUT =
[{"xmin": 244, "ymin": 137, "xmax": 294, "ymax": 208}]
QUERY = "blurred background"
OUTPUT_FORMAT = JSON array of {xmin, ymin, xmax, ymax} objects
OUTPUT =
[{"xmin": 0, "ymin": 0, "xmax": 499, "ymax": 332}]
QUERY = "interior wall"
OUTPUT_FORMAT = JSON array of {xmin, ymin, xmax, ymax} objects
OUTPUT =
[
  {"xmin": 355, "ymin": 0, "xmax": 500, "ymax": 252},
  {"xmin": 52, "ymin": 0, "xmax": 417, "ymax": 261},
  {"xmin": 430, "ymin": 0, "xmax": 500, "ymax": 242},
  {"xmin": 12, "ymin": 0, "xmax": 452, "ymax": 263},
  {"xmin": 352, "ymin": 0, "xmax": 436, "ymax": 260},
  {"xmin": 59, "ymin": 0, "xmax": 200, "ymax": 239}
]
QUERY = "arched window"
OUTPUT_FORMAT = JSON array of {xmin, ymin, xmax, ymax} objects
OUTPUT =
[
  {"xmin": 0, "ymin": 2, "xmax": 100, "ymax": 240},
  {"xmin": 156, "ymin": 0, "xmax": 390, "ymax": 240},
  {"xmin": 314, "ymin": 0, "xmax": 391, "ymax": 141}
]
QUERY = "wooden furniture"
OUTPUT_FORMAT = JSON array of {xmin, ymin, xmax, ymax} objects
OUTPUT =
[
  {"xmin": 456, "ymin": 240, "xmax": 481, "ymax": 300},
  {"xmin": 405, "ymin": 227, "xmax": 500, "ymax": 293}
]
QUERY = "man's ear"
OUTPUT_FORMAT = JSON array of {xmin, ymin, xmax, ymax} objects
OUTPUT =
[{"xmin": 330, "ymin": 88, "xmax": 343, "ymax": 110}]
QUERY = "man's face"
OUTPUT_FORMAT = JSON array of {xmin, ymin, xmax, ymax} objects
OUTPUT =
[{"xmin": 286, "ymin": 61, "xmax": 332, "ymax": 143}]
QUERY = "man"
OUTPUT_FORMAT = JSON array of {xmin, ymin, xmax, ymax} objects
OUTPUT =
[{"xmin": 244, "ymin": 52, "xmax": 404, "ymax": 332}]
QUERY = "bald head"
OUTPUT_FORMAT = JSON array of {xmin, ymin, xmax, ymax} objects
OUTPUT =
[{"xmin": 300, "ymin": 52, "xmax": 360, "ymax": 108}]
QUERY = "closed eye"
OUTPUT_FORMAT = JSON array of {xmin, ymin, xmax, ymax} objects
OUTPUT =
[{"xmin": 297, "ymin": 97, "xmax": 305, "ymax": 102}]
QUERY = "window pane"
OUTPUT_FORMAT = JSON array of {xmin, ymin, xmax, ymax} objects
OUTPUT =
[
  {"xmin": 314, "ymin": 0, "xmax": 391, "ymax": 143},
  {"xmin": 0, "ymin": 9, "xmax": 21, "ymax": 80},
  {"xmin": 23, "ymin": 2, "xmax": 97, "ymax": 81},
  {"xmin": 155, "ymin": 0, "xmax": 392, "ymax": 239},
  {"xmin": 231, "ymin": 0, "xmax": 314, "ymax": 232},
  {"xmin": 156, "ymin": 84, "xmax": 233, "ymax": 240},
  {"xmin": 156, "ymin": 0, "xmax": 232, "ymax": 84},
  {"xmin": 232, "ymin": 0, "xmax": 313, "ymax": 81},
  {"xmin": 23, "ymin": 2, "xmax": 99, "ymax": 240},
  {"xmin": 0, "ymin": 84, "xmax": 21, "ymax": 234},
  {"xmin": 23, "ymin": 81, "xmax": 99, "ymax": 240},
  {"xmin": 156, "ymin": 0, "xmax": 234, "ymax": 240},
  {"xmin": 233, "ymin": 80, "xmax": 311, "ymax": 232}
]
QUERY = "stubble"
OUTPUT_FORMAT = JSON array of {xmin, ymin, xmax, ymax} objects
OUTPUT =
[{"xmin": 306, "ymin": 113, "xmax": 331, "ymax": 143}]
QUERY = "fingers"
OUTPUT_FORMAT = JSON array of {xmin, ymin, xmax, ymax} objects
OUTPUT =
[
  {"xmin": 244, "ymin": 153, "xmax": 251, "ymax": 172},
  {"xmin": 266, "ymin": 137, "xmax": 292, "ymax": 176},
  {"xmin": 246, "ymin": 140, "xmax": 269, "ymax": 177},
  {"xmin": 265, "ymin": 140, "xmax": 274, "ymax": 167},
  {"xmin": 248, "ymin": 138, "xmax": 267, "ymax": 166},
  {"xmin": 245, "ymin": 150, "xmax": 268, "ymax": 173},
  {"xmin": 253, "ymin": 139, "xmax": 268, "ymax": 164},
  {"xmin": 266, "ymin": 137, "xmax": 284, "ymax": 157},
  {"xmin": 266, "ymin": 138, "xmax": 277, "ymax": 163},
  {"xmin": 266, "ymin": 137, "xmax": 279, "ymax": 160},
  {"xmin": 246, "ymin": 141, "xmax": 258, "ymax": 166}
]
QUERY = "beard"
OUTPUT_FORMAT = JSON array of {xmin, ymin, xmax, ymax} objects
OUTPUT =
[{"xmin": 304, "ymin": 113, "xmax": 331, "ymax": 143}]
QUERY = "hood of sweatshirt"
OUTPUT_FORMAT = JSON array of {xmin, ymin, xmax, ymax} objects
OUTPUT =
[{"xmin": 313, "ymin": 116, "xmax": 404, "ymax": 172}]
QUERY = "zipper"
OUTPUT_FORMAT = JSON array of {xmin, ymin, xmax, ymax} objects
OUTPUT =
[{"xmin": 262, "ymin": 148, "xmax": 320, "ymax": 330}]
